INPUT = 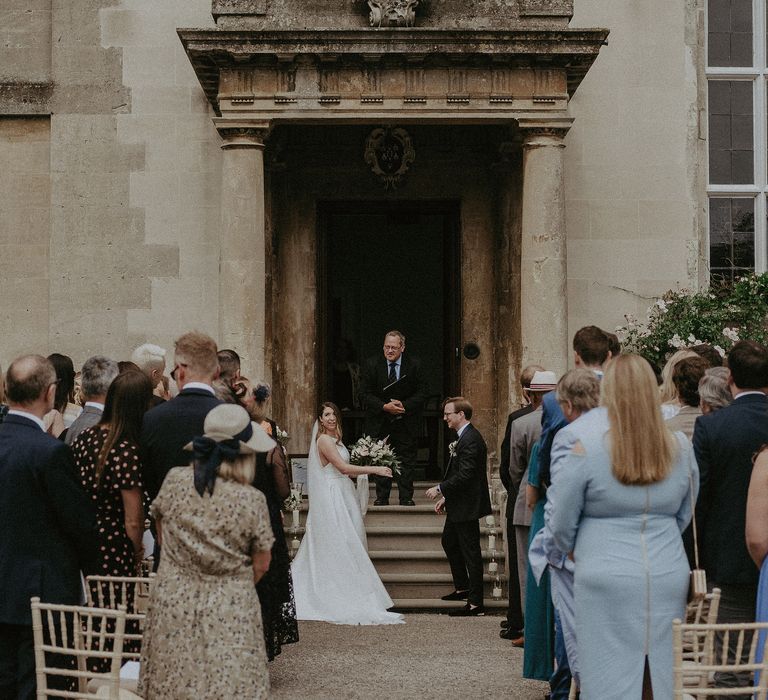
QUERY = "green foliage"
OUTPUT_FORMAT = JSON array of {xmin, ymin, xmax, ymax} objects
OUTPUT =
[{"xmin": 616, "ymin": 273, "xmax": 768, "ymax": 368}]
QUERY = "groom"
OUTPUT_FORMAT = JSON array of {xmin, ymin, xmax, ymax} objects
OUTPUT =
[{"xmin": 426, "ymin": 396, "xmax": 491, "ymax": 616}]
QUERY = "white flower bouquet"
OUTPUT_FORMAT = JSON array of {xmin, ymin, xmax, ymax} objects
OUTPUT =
[{"xmin": 348, "ymin": 435, "xmax": 402, "ymax": 476}]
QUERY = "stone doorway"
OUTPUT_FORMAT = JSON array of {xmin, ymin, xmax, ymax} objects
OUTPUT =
[{"xmin": 318, "ymin": 201, "xmax": 461, "ymax": 480}]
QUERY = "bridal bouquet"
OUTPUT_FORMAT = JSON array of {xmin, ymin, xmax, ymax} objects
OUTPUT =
[{"xmin": 348, "ymin": 435, "xmax": 402, "ymax": 476}]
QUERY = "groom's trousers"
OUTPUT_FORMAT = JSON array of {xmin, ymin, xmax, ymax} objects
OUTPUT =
[{"xmin": 441, "ymin": 518, "xmax": 484, "ymax": 607}]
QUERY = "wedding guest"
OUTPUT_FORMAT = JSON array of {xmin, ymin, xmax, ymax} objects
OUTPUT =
[
  {"xmin": 659, "ymin": 349, "xmax": 698, "ymax": 419},
  {"xmin": 45, "ymin": 352, "xmax": 81, "ymax": 436},
  {"xmin": 499, "ymin": 364, "xmax": 543, "ymax": 642},
  {"xmin": 693, "ymin": 340, "xmax": 768, "ymax": 694},
  {"xmin": 699, "ymin": 366, "xmax": 733, "ymax": 414},
  {"xmin": 0, "ymin": 364, "xmax": 7, "ymax": 423},
  {"xmin": 665, "ymin": 355, "xmax": 708, "ymax": 440},
  {"xmin": 747, "ymin": 445, "xmax": 768, "ymax": 680},
  {"xmin": 72, "ymin": 370, "xmax": 153, "ymax": 577},
  {"xmin": 65, "ymin": 355, "xmax": 119, "ymax": 446},
  {"xmin": 606, "ymin": 331, "xmax": 621, "ymax": 358},
  {"xmin": 138, "ymin": 404, "xmax": 276, "ymax": 699},
  {"xmin": 0, "ymin": 355, "xmax": 97, "ymax": 698},
  {"xmin": 426, "ymin": 397, "xmax": 492, "ymax": 616},
  {"xmin": 218, "ymin": 348, "xmax": 241, "ymax": 385},
  {"xmin": 509, "ymin": 371, "xmax": 557, "ymax": 631},
  {"xmin": 141, "ymin": 331, "xmax": 221, "ymax": 502},
  {"xmin": 131, "ymin": 343, "xmax": 167, "ymax": 408},
  {"xmin": 551, "ymin": 354, "xmax": 697, "ymax": 699},
  {"xmin": 118, "ymin": 360, "xmax": 141, "ymax": 374},
  {"xmin": 360, "ymin": 330, "xmax": 427, "ymax": 506},
  {"xmin": 691, "ymin": 342, "xmax": 724, "ymax": 368},
  {"xmin": 248, "ymin": 380, "xmax": 299, "ymax": 661},
  {"xmin": 528, "ymin": 368, "xmax": 601, "ymax": 698}
]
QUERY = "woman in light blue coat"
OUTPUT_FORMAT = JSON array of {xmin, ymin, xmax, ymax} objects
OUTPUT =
[{"xmin": 550, "ymin": 354, "xmax": 698, "ymax": 699}]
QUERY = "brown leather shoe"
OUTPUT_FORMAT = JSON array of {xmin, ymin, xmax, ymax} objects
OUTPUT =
[{"xmin": 511, "ymin": 635, "xmax": 524, "ymax": 647}]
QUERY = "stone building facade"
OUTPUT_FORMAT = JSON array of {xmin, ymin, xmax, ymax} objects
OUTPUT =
[{"xmin": 0, "ymin": 0, "xmax": 707, "ymax": 458}]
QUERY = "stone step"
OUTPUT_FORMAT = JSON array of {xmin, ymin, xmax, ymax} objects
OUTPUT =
[
  {"xmin": 367, "ymin": 481, "xmax": 439, "ymax": 505},
  {"xmin": 366, "ymin": 525, "xmax": 505, "ymax": 551},
  {"xmin": 390, "ymin": 598, "xmax": 509, "ymax": 613},
  {"xmin": 369, "ymin": 550, "xmax": 507, "ymax": 575},
  {"xmin": 380, "ymin": 573, "xmax": 505, "ymax": 598}
]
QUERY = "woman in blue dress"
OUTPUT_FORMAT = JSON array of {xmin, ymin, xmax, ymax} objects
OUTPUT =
[
  {"xmin": 550, "ymin": 354, "xmax": 698, "ymax": 699},
  {"xmin": 523, "ymin": 440, "xmax": 554, "ymax": 681}
]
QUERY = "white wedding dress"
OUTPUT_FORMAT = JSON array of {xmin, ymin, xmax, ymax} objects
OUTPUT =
[{"xmin": 291, "ymin": 423, "xmax": 404, "ymax": 625}]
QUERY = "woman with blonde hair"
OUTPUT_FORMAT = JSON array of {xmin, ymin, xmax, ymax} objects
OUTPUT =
[
  {"xmin": 550, "ymin": 354, "xmax": 698, "ymax": 699},
  {"xmin": 659, "ymin": 348, "xmax": 698, "ymax": 419}
]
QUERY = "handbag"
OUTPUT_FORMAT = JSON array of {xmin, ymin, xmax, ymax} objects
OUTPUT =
[{"xmin": 688, "ymin": 468, "xmax": 707, "ymax": 602}]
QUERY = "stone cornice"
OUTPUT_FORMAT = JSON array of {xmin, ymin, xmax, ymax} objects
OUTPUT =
[
  {"xmin": 0, "ymin": 82, "xmax": 53, "ymax": 115},
  {"xmin": 178, "ymin": 27, "xmax": 609, "ymax": 112}
]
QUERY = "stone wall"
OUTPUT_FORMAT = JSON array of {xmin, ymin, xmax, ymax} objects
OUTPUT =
[
  {"xmin": 0, "ymin": 118, "xmax": 51, "ymax": 362},
  {"xmin": 563, "ymin": 0, "xmax": 705, "ymax": 346}
]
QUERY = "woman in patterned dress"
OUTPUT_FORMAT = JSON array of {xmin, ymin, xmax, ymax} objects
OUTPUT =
[
  {"xmin": 138, "ymin": 404, "xmax": 277, "ymax": 700},
  {"xmin": 72, "ymin": 369, "xmax": 153, "ymax": 577}
]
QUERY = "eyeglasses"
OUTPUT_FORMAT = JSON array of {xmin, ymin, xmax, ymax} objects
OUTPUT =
[
  {"xmin": 443, "ymin": 411, "xmax": 459, "ymax": 417},
  {"xmin": 170, "ymin": 363, "xmax": 188, "ymax": 382},
  {"xmin": 383, "ymin": 345, "xmax": 401, "ymax": 351}
]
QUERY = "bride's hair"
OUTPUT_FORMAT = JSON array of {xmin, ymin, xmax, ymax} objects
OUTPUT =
[{"xmin": 317, "ymin": 401, "xmax": 343, "ymax": 444}]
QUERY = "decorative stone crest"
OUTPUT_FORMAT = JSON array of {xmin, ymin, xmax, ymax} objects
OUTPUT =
[
  {"xmin": 364, "ymin": 127, "xmax": 415, "ymax": 189},
  {"xmin": 367, "ymin": 0, "xmax": 420, "ymax": 28}
]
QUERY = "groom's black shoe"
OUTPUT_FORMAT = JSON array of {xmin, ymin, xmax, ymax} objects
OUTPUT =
[
  {"xmin": 448, "ymin": 604, "xmax": 485, "ymax": 617},
  {"xmin": 373, "ymin": 499, "xmax": 389, "ymax": 506},
  {"xmin": 399, "ymin": 499, "xmax": 416, "ymax": 506},
  {"xmin": 440, "ymin": 590, "xmax": 469, "ymax": 601}
]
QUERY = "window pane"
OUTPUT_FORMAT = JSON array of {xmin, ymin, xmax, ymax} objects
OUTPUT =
[
  {"xmin": 708, "ymin": 80, "xmax": 754, "ymax": 184},
  {"xmin": 709, "ymin": 197, "xmax": 755, "ymax": 282},
  {"xmin": 708, "ymin": 0, "xmax": 753, "ymax": 67}
]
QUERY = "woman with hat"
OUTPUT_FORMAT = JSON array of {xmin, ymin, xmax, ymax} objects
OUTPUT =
[{"xmin": 138, "ymin": 404, "xmax": 277, "ymax": 700}]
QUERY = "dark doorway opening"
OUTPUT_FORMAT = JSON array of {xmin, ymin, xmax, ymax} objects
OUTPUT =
[{"xmin": 318, "ymin": 201, "xmax": 461, "ymax": 479}]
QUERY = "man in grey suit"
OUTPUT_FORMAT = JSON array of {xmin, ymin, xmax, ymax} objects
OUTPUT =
[
  {"xmin": 509, "ymin": 369, "xmax": 557, "ymax": 636},
  {"xmin": 64, "ymin": 356, "xmax": 118, "ymax": 446}
]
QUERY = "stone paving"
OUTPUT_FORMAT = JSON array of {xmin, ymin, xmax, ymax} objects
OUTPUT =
[{"xmin": 270, "ymin": 614, "xmax": 549, "ymax": 699}]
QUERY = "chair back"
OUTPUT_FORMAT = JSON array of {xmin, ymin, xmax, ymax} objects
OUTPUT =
[
  {"xmin": 84, "ymin": 575, "xmax": 154, "ymax": 660},
  {"xmin": 30, "ymin": 596, "xmax": 127, "ymax": 699},
  {"xmin": 673, "ymin": 618, "xmax": 768, "ymax": 698}
]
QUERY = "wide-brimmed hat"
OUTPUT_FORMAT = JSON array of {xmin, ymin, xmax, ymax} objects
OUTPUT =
[
  {"xmin": 529, "ymin": 370, "xmax": 558, "ymax": 392},
  {"xmin": 184, "ymin": 403, "xmax": 277, "ymax": 454}
]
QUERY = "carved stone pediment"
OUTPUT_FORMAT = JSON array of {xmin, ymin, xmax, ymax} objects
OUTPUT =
[{"xmin": 367, "ymin": 0, "xmax": 420, "ymax": 28}]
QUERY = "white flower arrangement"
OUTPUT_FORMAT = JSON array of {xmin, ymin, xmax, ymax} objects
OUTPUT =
[
  {"xmin": 448, "ymin": 440, "xmax": 458, "ymax": 457},
  {"xmin": 283, "ymin": 492, "xmax": 302, "ymax": 512},
  {"xmin": 348, "ymin": 435, "xmax": 402, "ymax": 475}
]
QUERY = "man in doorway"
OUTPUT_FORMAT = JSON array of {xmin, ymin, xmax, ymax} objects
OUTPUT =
[
  {"xmin": 360, "ymin": 330, "xmax": 427, "ymax": 506},
  {"xmin": 426, "ymin": 396, "xmax": 491, "ymax": 616}
]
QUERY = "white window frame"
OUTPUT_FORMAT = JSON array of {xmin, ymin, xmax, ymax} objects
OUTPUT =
[{"xmin": 705, "ymin": 0, "xmax": 768, "ymax": 276}]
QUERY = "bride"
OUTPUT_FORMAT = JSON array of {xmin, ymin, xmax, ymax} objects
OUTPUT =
[{"xmin": 291, "ymin": 402, "xmax": 404, "ymax": 625}]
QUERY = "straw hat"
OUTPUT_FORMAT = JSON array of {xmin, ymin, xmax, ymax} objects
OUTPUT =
[
  {"xmin": 529, "ymin": 370, "xmax": 558, "ymax": 392},
  {"xmin": 184, "ymin": 403, "xmax": 277, "ymax": 453}
]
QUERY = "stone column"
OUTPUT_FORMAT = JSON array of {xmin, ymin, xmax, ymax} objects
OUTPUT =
[
  {"xmin": 216, "ymin": 122, "xmax": 270, "ymax": 380},
  {"xmin": 519, "ymin": 124, "xmax": 570, "ymax": 376}
]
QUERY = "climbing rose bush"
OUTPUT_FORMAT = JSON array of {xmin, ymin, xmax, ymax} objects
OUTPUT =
[{"xmin": 615, "ymin": 273, "xmax": 768, "ymax": 368}]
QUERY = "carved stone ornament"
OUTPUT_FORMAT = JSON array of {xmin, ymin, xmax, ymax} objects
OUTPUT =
[
  {"xmin": 367, "ymin": 0, "xmax": 420, "ymax": 28},
  {"xmin": 364, "ymin": 127, "xmax": 415, "ymax": 189}
]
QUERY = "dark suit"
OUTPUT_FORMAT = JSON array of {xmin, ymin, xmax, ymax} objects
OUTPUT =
[
  {"xmin": 140, "ymin": 386, "xmax": 221, "ymax": 501},
  {"xmin": 359, "ymin": 353, "xmax": 427, "ymax": 503},
  {"xmin": 439, "ymin": 422, "xmax": 492, "ymax": 607},
  {"xmin": 498, "ymin": 403, "xmax": 533, "ymax": 632},
  {"xmin": 64, "ymin": 403, "xmax": 102, "ymax": 446},
  {"xmin": 0, "ymin": 413, "xmax": 97, "ymax": 699},
  {"xmin": 693, "ymin": 392, "xmax": 768, "ymax": 694}
]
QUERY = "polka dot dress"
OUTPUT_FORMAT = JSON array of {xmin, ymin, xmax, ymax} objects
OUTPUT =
[{"xmin": 71, "ymin": 426, "xmax": 143, "ymax": 577}]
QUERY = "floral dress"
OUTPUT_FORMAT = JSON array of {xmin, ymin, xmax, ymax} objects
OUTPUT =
[
  {"xmin": 138, "ymin": 467, "xmax": 275, "ymax": 700},
  {"xmin": 71, "ymin": 426, "xmax": 143, "ymax": 577}
]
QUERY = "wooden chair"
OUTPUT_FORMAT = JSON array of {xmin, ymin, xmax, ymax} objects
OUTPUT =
[
  {"xmin": 681, "ymin": 588, "xmax": 722, "ymax": 687},
  {"xmin": 84, "ymin": 575, "xmax": 154, "ymax": 662},
  {"xmin": 673, "ymin": 618, "xmax": 768, "ymax": 699},
  {"xmin": 30, "ymin": 596, "xmax": 140, "ymax": 699}
]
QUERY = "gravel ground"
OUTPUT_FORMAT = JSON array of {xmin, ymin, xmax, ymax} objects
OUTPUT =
[{"xmin": 270, "ymin": 614, "xmax": 549, "ymax": 699}]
